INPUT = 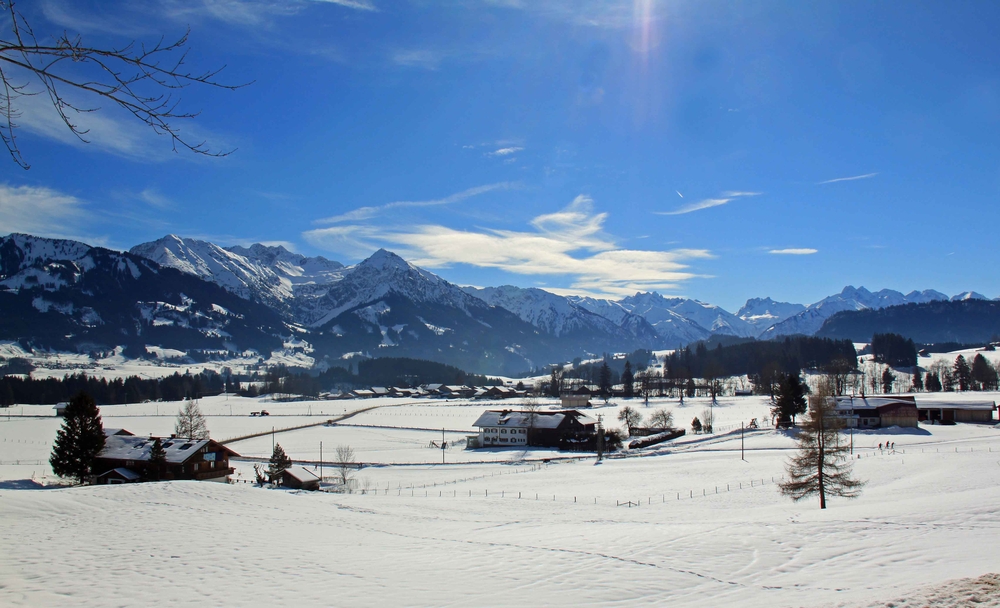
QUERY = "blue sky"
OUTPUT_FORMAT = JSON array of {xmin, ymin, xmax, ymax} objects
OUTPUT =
[{"xmin": 2, "ymin": 0, "xmax": 999, "ymax": 310}]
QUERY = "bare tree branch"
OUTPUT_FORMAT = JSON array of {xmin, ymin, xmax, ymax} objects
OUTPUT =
[{"xmin": 0, "ymin": 0, "xmax": 250, "ymax": 168}]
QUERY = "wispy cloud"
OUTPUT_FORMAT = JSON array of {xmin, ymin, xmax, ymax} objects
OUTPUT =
[
  {"xmin": 0, "ymin": 183, "xmax": 89, "ymax": 240},
  {"xmin": 818, "ymin": 172, "xmax": 878, "ymax": 185},
  {"xmin": 315, "ymin": 182, "xmax": 516, "ymax": 224},
  {"xmin": 657, "ymin": 191, "xmax": 760, "ymax": 216},
  {"xmin": 304, "ymin": 194, "xmax": 713, "ymax": 298},
  {"xmin": 139, "ymin": 188, "xmax": 175, "ymax": 210},
  {"xmin": 488, "ymin": 146, "xmax": 523, "ymax": 157},
  {"xmin": 312, "ymin": 0, "xmax": 377, "ymax": 11},
  {"xmin": 392, "ymin": 49, "xmax": 447, "ymax": 70},
  {"xmin": 769, "ymin": 248, "xmax": 818, "ymax": 255}
]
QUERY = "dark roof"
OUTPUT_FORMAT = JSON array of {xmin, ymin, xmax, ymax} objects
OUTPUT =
[
  {"xmin": 915, "ymin": 400, "xmax": 996, "ymax": 411},
  {"xmin": 97, "ymin": 467, "xmax": 141, "ymax": 481},
  {"xmin": 99, "ymin": 435, "xmax": 239, "ymax": 464},
  {"xmin": 472, "ymin": 409, "xmax": 596, "ymax": 430}
]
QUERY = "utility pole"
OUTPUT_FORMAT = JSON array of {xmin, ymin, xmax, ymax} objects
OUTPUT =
[
  {"xmin": 741, "ymin": 421, "xmax": 745, "ymax": 461},
  {"xmin": 596, "ymin": 414, "xmax": 604, "ymax": 462},
  {"xmin": 320, "ymin": 441, "xmax": 323, "ymax": 485},
  {"xmin": 441, "ymin": 428, "xmax": 446, "ymax": 464},
  {"xmin": 272, "ymin": 426, "xmax": 275, "ymax": 452}
]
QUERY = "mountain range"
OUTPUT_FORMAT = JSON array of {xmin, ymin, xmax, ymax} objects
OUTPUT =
[{"xmin": 1, "ymin": 232, "xmax": 995, "ymax": 374}]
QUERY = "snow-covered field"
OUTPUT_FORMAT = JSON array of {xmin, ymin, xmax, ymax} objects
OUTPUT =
[{"xmin": 2, "ymin": 393, "xmax": 999, "ymax": 606}]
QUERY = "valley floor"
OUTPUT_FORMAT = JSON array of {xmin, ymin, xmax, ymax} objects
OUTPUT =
[{"xmin": 2, "ymin": 394, "xmax": 999, "ymax": 607}]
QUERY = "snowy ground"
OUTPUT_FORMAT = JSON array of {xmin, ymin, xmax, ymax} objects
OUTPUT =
[{"xmin": 2, "ymin": 393, "xmax": 1000, "ymax": 606}]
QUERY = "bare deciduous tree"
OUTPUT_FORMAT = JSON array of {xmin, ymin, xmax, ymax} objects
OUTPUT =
[
  {"xmin": 0, "ymin": 1, "xmax": 247, "ymax": 168},
  {"xmin": 335, "ymin": 444, "xmax": 356, "ymax": 490},
  {"xmin": 700, "ymin": 407, "xmax": 714, "ymax": 434},
  {"xmin": 617, "ymin": 405, "xmax": 641, "ymax": 436},
  {"xmin": 779, "ymin": 379, "xmax": 864, "ymax": 509},
  {"xmin": 174, "ymin": 398, "xmax": 208, "ymax": 439},
  {"xmin": 646, "ymin": 408, "xmax": 673, "ymax": 430}
]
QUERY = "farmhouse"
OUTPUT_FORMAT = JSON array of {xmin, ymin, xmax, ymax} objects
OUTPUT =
[
  {"xmin": 472, "ymin": 409, "xmax": 597, "ymax": 448},
  {"xmin": 94, "ymin": 432, "xmax": 239, "ymax": 483},
  {"xmin": 834, "ymin": 396, "xmax": 919, "ymax": 429},
  {"xmin": 916, "ymin": 400, "xmax": 996, "ymax": 423}
]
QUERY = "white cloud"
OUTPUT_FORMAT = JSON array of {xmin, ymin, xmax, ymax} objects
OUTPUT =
[
  {"xmin": 658, "ymin": 197, "xmax": 732, "ymax": 216},
  {"xmin": 768, "ymin": 248, "xmax": 818, "ymax": 255},
  {"xmin": 0, "ymin": 183, "xmax": 88, "ymax": 239},
  {"xmin": 488, "ymin": 146, "xmax": 523, "ymax": 156},
  {"xmin": 304, "ymin": 194, "xmax": 713, "ymax": 298},
  {"xmin": 315, "ymin": 182, "xmax": 515, "ymax": 224},
  {"xmin": 657, "ymin": 191, "xmax": 760, "ymax": 216},
  {"xmin": 818, "ymin": 172, "xmax": 878, "ymax": 185},
  {"xmin": 311, "ymin": 0, "xmax": 377, "ymax": 10}
]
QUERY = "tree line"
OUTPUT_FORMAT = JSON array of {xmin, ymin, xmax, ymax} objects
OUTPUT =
[
  {"xmin": 0, "ymin": 371, "xmax": 228, "ymax": 406},
  {"xmin": 0, "ymin": 356, "xmax": 505, "ymax": 406},
  {"xmin": 918, "ymin": 353, "xmax": 999, "ymax": 392}
]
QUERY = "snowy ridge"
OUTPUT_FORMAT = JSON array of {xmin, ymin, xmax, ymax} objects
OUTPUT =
[
  {"xmin": 568, "ymin": 294, "xmax": 711, "ymax": 346},
  {"xmin": 761, "ymin": 286, "xmax": 952, "ymax": 338},
  {"xmin": 312, "ymin": 249, "xmax": 480, "ymax": 327},
  {"xmin": 464, "ymin": 285, "xmax": 652, "ymax": 340},
  {"xmin": 130, "ymin": 236, "xmax": 346, "ymax": 318},
  {"xmin": 736, "ymin": 297, "xmax": 805, "ymax": 330}
]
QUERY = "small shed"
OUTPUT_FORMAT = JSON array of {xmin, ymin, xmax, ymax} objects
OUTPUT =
[
  {"xmin": 560, "ymin": 394, "xmax": 591, "ymax": 409},
  {"xmin": 53, "ymin": 402, "xmax": 69, "ymax": 417},
  {"xmin": 282, "ymin": 465, "xmax": 320, "ymax": 491},
  {"xmin": 96, "ymin": 467, "xmax": 142, "ymax": 484}
]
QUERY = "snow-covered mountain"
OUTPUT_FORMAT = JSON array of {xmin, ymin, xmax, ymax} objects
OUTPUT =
[
  {"xmin": 129, "ymin": 235, "xmax": 345, "ymax": 322},
  {"xmin": 9, "ymin": 231, "xmax": 1000, "ymax": 372},
  {"xmin": 951, "ymin": 291, "xmax": 990, "ymax": 302},
  {"xmin": 0, "ymin": 234, "xmax": 286, "ymax": 356},
  {"xmin": 761, "ymin": 286, "xmax": 951, "ymax": 338},
  {"xmin": 464, "ymin": 285, "xmax": 662, "ymax": 354},
  {"xmin": 568, "ymin": 294, "xmax": 715, "ymax": 346},
  {"xmin": 736, "ymin": 297, "xmax": 806, "ymax": 331},
  {"xmin": 304, "ymin": 250, "xmax": 572, "ymax": 373}
]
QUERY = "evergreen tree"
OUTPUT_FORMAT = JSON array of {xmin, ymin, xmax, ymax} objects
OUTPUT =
[
  {"xmin": 691, "ymin": 416, "xmax": 703, "ymax": 433},
  {"xmin": 621, "ymin": 361, "xmax": 634, "ymax": 398},
  {"xmin": 941, "ymin": 370, "xmax": 955, "ymax": 392},
  {"xmin": 772, "ymin": 374, "xmax": 807, "ymax": 425},
  {"xmin": 49, "ymin": 391, "xmax": 105, "ymax": 484},
  {"xmin": 953, "ymin": 355, "xmax": 972, "ymax": 391},
  {"xmin": 911, "ymin": 367, "xmax": 924, "ymax": 392},
  {"xmin": 0, "ymin": 381, "xmax": 13, "ymax": 406},
  {"xmin": 549, "ymin": 368, "xmax": 561, "ymax": 398},
  {"xmin": 779, "ymin": 380, "xmax": 864, "ymax": 509},
  {"xmin": 881, "ymin": 367, "xmax": 895, "ymax": 394},
  {"xmin": 598, "ymin": 361, "xmax": 612, "ymax": 398},
  {"xmin": 971, "ymin": 354, "xmax": 998, "ymax": 391},
  {"xmin": 267, "ymin": 443, "xmax": 292, "ymax": 483},
  {"xmin": 925, "ymin": 371, "xmax": 942, "ymax": 392},
  {"xmin": 174, "ymin": 399, "xmax": 209, "ymax": 439},
  {"xmin": 685, "ymin": 378, "xmax": 696, "ymax": 398},
  {"xmin": 148, "ymin": 437, "xmax": 167, "ymax": 481}
]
